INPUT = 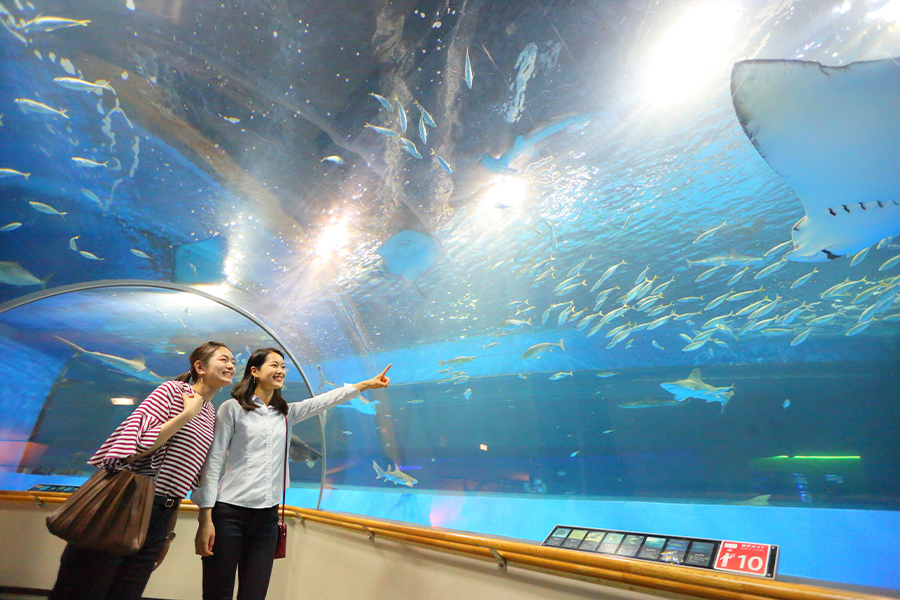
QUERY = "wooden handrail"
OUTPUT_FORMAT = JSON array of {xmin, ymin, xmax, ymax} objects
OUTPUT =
[{"xmin": 1, "ymin": 491, "xmax": 891, "ymax": 600}]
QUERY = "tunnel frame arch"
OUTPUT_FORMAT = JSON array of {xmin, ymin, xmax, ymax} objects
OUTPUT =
[{"xmin": 0, "ymin": 279, "xmax": 332, "ymax": 509}]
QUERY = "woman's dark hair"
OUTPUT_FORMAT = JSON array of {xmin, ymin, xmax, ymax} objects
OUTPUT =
[
  {"xmin": 175, "ymin": 341, "xmax": 230, "ymax": 383},
  {"xmin": 232, "ymin": 348, "xmax": 288, "ymax": 415}
]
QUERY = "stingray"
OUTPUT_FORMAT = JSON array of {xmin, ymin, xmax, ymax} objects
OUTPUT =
[
  {"xmin": 375, "ymin": 230, "xmax": 442, "ymax": 298},
  {"xmin": 731, "ymin": 57, "xmax": 900, "ymax": 262}
]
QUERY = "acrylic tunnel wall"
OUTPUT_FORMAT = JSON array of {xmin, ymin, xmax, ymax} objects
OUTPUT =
[{"xmin": 1, "ymin": 0, "xmax": 899, "ymax": 594}]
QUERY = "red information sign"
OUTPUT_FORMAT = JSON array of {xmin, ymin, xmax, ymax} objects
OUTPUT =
[{"xmin": 714, "ymin": 541, "xmax": 772, "ymax": 577}]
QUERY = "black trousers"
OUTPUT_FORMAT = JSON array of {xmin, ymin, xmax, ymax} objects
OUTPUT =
[
  {"xmin": 49, "ymin": 495, "xmax": 180, "ymax": 600},
  {"xmin": 202, "ymin": 502, "xmax": 279, "ymax": 600}
]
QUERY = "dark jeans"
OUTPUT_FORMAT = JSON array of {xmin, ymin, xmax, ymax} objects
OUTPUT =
[
  {"xmin": 202, "ymin": 502, "xmax": 279, "ymax": 600},
  {"xmin": 49, "ymin": 496, "xmax": 180, "ymax": 600}
]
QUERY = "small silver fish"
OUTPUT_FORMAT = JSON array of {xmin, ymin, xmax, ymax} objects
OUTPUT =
[
  {"xmin": 522, "ymin": 339, "xmax": 565, "ymax": 359},
  {"xmin": 414, "ymin": 101, "xmax": 436, "ymax": 127},
  {"xmin": 68, "ymin": 235, "xmax": 79, "ymax": 251},
  {"xmin": 727, "ymin": 267, "xmax": 749, "ymax": 286},
  {"xmin": 431, "ymin": 149, "xmax": 452, "ymax": 174},
  {"xmin": 15, "ymin": 98, "xmax": 68, "ymax": 119},
  {"xmin": 0, "ymin": 168, "xmax": 30, "ymax": 179},
  {"xmin": 368, "ymin": 93, "xmax": 393, "ymax": 112},
  {"xmin": 0, "ymin": 222, "xmax": 22, "ymax": 232},
  {"xmin": 849, "ymin": 247, "xmax": 870, "ymax": 267},
  {"xmin": 81, "ymin": 188, "xmax": 104, "ymax": 207},
  {"xmin": 464, "ymin": 48, "xmax": 473, "ymax": 89},
  {"xmin": 79, "ymin": 250, "xmax": 104, "ymax": 261},
  {"xmin": 364, "ymin": 123, "xmax": 398, "ymax": 136},
  {"xmin": 764, "ymin": 240, "xmax": 792, "ymax": 258},
  {"xmin": 783, "ymin": 399, "xmax": 791, "ymax": 408},
  {"xmin": 754, "ymin": 259, "xmax": 786, "ymax": 280},
  {"xmin": 549, "ymin": 371, "xmax": 573, "ymax": 380},
  {"xmin": 692, "ymin": 221, "xmax": 726, "ymax": 244},
  {"xmin": 130, "ymin": 249, "xmax": 150, "ymax": 259},
  {"xmin": 652, "ymin": 340, "xmax": 664, "ymax": 350},
  {"xmin": 791, "ymin": 269, "xmax": 818, "ymax": 289},
  {"xmin": 72, "ymin": 156, "xmax": 108, "ymax": 168},
  {"xmin": 695, "ymin": 263, "xmax": 726, "ymax": 282},
  {"xmin": 320, "ymin": 155, "xmax": 345, "ymax": 164},
  {"xmin": 22, "ymin": 16, "xmax": 90, "ymax": 32},
  {"xmin": 396, "ymin": 98, "xmax": 408, "ymax": 133},
  {"xmin": 463, "ymin": 388, "xmax": 472, "ymax": 400},
  {"xmin": 596, "ymin": 371, "xmax": 617, "ymax": 378},
  {"xmin": 791, "ymin": 329, "xmax": 811, "ymax": 346},
  {"xmin": 398, "ymin": 137, "xmax": 421, "ymax": 159},
  {"xmin": 53, "ymin": 77, "xmax": 112, "ymax": 96},
  {"xmin": 418, "ymin": 113, "xmax": 428, "ymax": 144},
  {"xmin": 29, "ymin": 201, "xmax": 66, "ymax": 216},
  {"xmin": 879, "ymin": 255, "xmax": 900, "ymax": 272}
]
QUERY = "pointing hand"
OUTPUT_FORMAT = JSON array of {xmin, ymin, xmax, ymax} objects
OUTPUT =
[{"xmin": 353, "ymin": 364, "xmax": 392, "ymax": 392}]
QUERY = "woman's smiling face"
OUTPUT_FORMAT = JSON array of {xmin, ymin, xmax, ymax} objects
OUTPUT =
[{"xmin": 251, "ymin": 351, "xmax": 286, "ymax": 391}]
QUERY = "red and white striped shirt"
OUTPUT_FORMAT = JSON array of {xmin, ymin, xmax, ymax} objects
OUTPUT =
[{"xmin": 88, "ymin": 381, "xmax": 216, "ymax": 499}]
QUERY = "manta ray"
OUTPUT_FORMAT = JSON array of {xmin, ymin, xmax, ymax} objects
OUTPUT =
[
  {"xmin": 375, "ymin": 230, "xmax": 441, "ymax": 298},
  {"xmin": 659, "ymin": 368, "xmax": 734, "ymax": 414},
  {"xmin": 55, "ymin": 336, "xmax": 165, "ymax": 382},
  {"xmin": 731, "ymin": 57, "xmax": 900, "ymax": 262}
]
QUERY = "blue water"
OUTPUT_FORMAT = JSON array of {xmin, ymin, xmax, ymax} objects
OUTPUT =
[{"xmin": 1, "ymin": 0, "xmax": 899, "ymax": 592}]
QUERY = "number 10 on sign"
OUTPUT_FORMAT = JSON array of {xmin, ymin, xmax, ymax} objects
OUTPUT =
[{"xmin": 714, "ymin": 541, "xmax": 773, "ymax": 577}]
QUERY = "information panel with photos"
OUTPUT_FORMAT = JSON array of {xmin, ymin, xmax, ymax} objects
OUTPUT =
[{"xmin": 542, "ymin": 525, "xmax": 778, "ymax": 578}]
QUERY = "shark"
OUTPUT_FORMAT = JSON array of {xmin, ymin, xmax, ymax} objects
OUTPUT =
[
  {"xmin": 373, "ymin": 460, "xmax": 418, "ymax": 487},
  {"xmin": 480, "ymin": 112, "xmax": 594, "ymax": 175},
  {"xmin": 659, "ymin": 369, "xmax": 734, "ymax": 414},
  {"xmin": 731, "ymin": 57, "xmax": 900, "ymax": 262},
  {"xmin": 289, "ymin": 434, "xmax": 322, "ymax": 468},
  {"xmin": 55, "ymin": 336, "xmax": 165, "ymax": 382}
]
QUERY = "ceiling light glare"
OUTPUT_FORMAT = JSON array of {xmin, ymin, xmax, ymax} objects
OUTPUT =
[
  {"xmin": 111, "ymin": 397, "xmax": 135, "ymax": 406},
  {"xmin": 316, "ymin": 217, "xmax": 350, "ymax": 259},
  {"xmin": 483, "ymin": 176, "xmax": 528, "ymax": 209},
  {"xmin": 646, "ymin": 2, "xmax": 740, "ymax": 104}
]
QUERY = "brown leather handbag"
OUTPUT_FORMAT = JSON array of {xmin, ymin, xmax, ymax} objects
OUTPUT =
[
  {"xmin": 274, "ymin": 415, "xmax": 288, "ymax": 559},
  {"xmin": 46, "ymin": 467, "xmax": 155, "ymax": 555}
]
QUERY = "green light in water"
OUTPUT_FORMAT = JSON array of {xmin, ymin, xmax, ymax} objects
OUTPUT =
[{"xmin": 771, "ymin": 455, "xmax": 861, "ymax": 460}]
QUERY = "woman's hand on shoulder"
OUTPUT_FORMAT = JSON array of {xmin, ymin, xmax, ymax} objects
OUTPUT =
[
  {"xmin": 352, "ymin": 364, "xmax": 392, "ymax": 392},
  {"xmin": 182, "ymin": 389, "xmax": 204, "ymax": 418}
]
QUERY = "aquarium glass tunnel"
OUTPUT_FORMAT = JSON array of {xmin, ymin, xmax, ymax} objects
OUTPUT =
[{"xmin": 0, "ymin": 0, "xmax": 898, "ymax": 592}]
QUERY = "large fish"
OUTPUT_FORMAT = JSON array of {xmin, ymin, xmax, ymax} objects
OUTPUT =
[
  {"xmin": 659, "ymin": 368, "xmax": 734, "ymax": 413},
  {"xmin": 54, "ymin": 336, "xmax": 165, "ymax": 382},
  {"xmin": 373, "ymin": 461, "xmax": 418, "ymax": 487},
  {"xmin": 0, "ymin": 261, "xmax": 49, "ymax": 286},
  {"xmin": 731, "ymin": 57, "xmax": 900, "ymax": 262}
]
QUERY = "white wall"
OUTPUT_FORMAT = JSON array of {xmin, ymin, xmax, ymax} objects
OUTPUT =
[{"xmin": 0, "ymin": 500, "xmax": 682, "ymax": 600}]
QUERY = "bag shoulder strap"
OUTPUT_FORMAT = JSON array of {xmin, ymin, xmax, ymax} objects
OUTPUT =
[{"xmin": 280, "ymin": 415, "xmax": 288, "ymax": 524}]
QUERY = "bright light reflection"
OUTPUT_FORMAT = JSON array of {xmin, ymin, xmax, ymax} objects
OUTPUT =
[
  {"xmin": 110, "ymin": 397, "xmax": 134, "ymax": 406},
  {"xmin": 868, "ymin": 0, "xmax": 900, "ymax": 22},
  {"xmin": 482, "ymin": 176, "xmax": 527, "ymax": 209},
  {"xmin": 316, "ymin": 217, "xmax": 350, "ymax": 259},
  {"xmin": 646, "ymin": 3, "xmax": 739, "ymax": 104}
]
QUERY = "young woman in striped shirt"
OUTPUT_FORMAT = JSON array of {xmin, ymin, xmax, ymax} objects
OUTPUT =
[
  {"xmin": 192, "ymin": 348, "xmax": 391, "ymax": 600},
  {"xmin": 50, "ymin": 341, "xmax": 236, "ymax": 600}
]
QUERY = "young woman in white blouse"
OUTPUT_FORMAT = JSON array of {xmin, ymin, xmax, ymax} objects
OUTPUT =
[{"xmin": 192, "ymin": 347, "xmax": 391, "ymax": 600}]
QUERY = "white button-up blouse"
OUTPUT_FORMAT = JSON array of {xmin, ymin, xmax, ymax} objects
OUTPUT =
[{"xmin": 191, "ymin": 384, "xmax": 360, "ymax": 509}]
